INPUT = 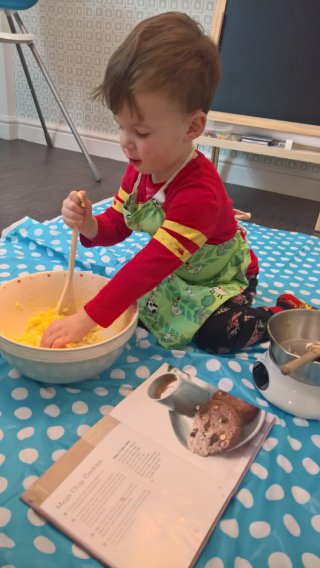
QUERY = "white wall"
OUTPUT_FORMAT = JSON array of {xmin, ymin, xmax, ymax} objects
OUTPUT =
[{"xmin": 0, "ymin": 1, "xmax": 320, "ymax": 201}]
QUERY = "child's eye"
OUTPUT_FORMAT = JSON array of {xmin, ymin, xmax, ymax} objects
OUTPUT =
[{"xmin": 136, "ymin": 131, "xmax": 150, "ymax": 138}]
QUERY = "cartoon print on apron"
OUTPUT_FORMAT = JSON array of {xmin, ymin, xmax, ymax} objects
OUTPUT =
[{"xmin": 122, "ymin": 154, "xmax": 251, "ymax": 349}]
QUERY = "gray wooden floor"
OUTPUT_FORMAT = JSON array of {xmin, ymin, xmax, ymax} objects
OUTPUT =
[{"xmin": 0, "ymin": 138, "xmax": 319, "ymax": 236}]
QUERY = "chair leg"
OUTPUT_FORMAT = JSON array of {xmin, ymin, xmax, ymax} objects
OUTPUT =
[
  {"xmin": 12, "ymin": 12, "xmax": 102, "ymax": 182},
  {"xmin": 6, "ymin": 12, "xmax": 53, "ymax": 147}
]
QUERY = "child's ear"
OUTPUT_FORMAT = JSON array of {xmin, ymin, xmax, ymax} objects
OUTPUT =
[{"xmin": 185, "ymin": 111, "xmax": 207, "ymax": 140}]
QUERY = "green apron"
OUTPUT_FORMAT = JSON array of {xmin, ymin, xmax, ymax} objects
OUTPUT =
[{"xmin": 122, "ymin": 174, "xmax": 251, "ymax": 349}]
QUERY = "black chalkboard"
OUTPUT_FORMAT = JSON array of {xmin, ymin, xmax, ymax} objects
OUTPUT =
[{"xmin": 212, "ymin": 0, "xmax": 320, "ymax": 126}]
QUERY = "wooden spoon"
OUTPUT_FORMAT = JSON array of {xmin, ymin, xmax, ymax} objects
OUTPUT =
[
  {"xmin": 56, "ymin": 192, "xmax": 84, "ymax": 315},
  {"xmin": 280, "ymin": 345, "xmax": 320, "ymax": 375}
]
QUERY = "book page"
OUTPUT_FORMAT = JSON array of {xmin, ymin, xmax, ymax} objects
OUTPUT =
[
  {"xmin": 111, "ymin": 363, "xmax": 274, "ymax": 482},
  {"xmin": 35, "ymin": 422, "xmax": 219, "ymax": 568}
]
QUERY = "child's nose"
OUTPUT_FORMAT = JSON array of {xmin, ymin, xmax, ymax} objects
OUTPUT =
[{"xmin": 120, "ymin": 130, "xmax": 134, "ymax": 150}]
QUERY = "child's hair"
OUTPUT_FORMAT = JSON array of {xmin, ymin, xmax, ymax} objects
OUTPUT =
[{"xmin": 93, "ymin": 11, "xmax": 220, "ymax": 117}]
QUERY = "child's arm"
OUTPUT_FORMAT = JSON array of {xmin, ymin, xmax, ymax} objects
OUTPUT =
[{"xmin": 41, "ymin": 219, "xmax": 205, "ymax": 348}]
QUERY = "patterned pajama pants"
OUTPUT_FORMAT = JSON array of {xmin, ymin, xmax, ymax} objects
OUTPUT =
[{"xmin": 194, "ymin": 277, "xmax": 273, "ymax": 354}]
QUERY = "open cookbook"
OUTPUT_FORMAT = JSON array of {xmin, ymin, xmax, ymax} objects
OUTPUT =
[{"xmin": 21, "ymin": 363, "xmax": 275, "ymax": 568}]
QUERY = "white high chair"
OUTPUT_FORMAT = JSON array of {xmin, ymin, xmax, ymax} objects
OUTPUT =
[{"xmin": 0, "ymin": 0, "xmax": 101, "ymax": 181}]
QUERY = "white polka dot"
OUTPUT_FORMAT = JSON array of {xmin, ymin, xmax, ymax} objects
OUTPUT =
[
  {"xmin": 139, "ymin": 339, "xmax": 151, "ymax": 349},
  {"xmin": 0, "ymin": 429, "xmax": 3, "ymax": 441},
  {"xmin": 151, "ymin": 354, "xmax": 163, "ymax": 360},
  {"xmin": 94, "ymin": 387, "xmax": 109, "ymax": 396},
  {"xmin": 249, "ymin": 521, "xmax": 271, "ymax": 538},
  {"xmin": 136, "ymin": 327, "xmax": 149, "ymax": 340},
  {"xmin": 311, "ymin": 435, "xmax": 320, "ymax": 449},
  {"xmin": 71, "ymin": 543, "xmax": 90, "ymax": 559},
  {"xmin": 220, "ymin": 519, "xmax": 239, "ymax": 538},
  {"xmin": 276, "ymin": 454, "xmax": 293, "ymax": 473},
  {"xmin": 235, "ymin": 558, "xmax": 253, "ymax": 568},
  {"xmin": 11, "ymin": 387, "xmax": 28, "ymax": 400},
  {"xmin": 265, "ymin": 484, "xmax": 285, "ymax": 501},
  {"xmin": 77, "ymin": 424, "xmax": 90, "ymax": 437},
  {"xmin": 17, "ymin": 427, "xmax": 35, "ymax": 440},
  {"xmin": 268, "ymin": 552, "xmax": 292, "ymax": 568},
  {"xmin": 287, "ymin": 435, "xmax": 302, "ymax": 451},
  {"xmin": 301, "ymin": 553, "xmax": 320, "ymax": 568},
  {"xmin": 135, "ymin": 366, "xmax": 150, "ymax": 379},
  {"xmin": 283, "ymin": 514, "xmax": 300, "ymax": 537},
  {"xmin": 72, "ymin": 401, "xmax": 88, "ymax": 414},
  {"xmin": 228, "ymin": 360, "xmax": 241, "ymax": 372},
  {"xmin": 241, "ymin": 378, "xmax": 255, "ymax": 390},
  {"xmin": 52, "ymin": 449, "xmax": 66, "ymax": 462},
  {"xmin": 34, "ymin": 535, "xmax": 56, "ymax": 554},
  {"xmin": 236, "ymin": 488, "xmax": 254, "ymax": 508},
  {"xmin": 291, "ymin": 486, "xmax": 310, "ymax": 504},
  {"xmin": 0, "ymin": 477, "xmax": 8, "ymax": 493},
  {"xmin": 39, "ymin": 387, "xmax": 56, "ymax": 399},
  {"xmin": 263, "ymin": 438, "xmax": 278, "ymax": 451},
  {"xmin": 293, "ymin": 417, "xmax": 309, "ymax": 427},
  {"xmin": 119, "ymin": 384, "xmax": 134, "ymax": 397},
  {"xmin": 250, "ymin": 463, "xmax": 268, "ymax": 479},
  {"xmin": 311, "ymin": 515, "xmax": 320, "ymax": 533},
  {"xmin": 127, "ymin": 355, "xmax": 139, "ymax": 363},
  {"xmin": 0, "ymin": 454, "xmax": 5, "ymax": 466},
  {"xmin": 110, "ymin": 368, "xmax": 125, "ymax": 380},
  {"xmin": 8, "ymin": 369, "xmax": 21, "ymax": 379},
  {"xmin": 44, "ymin": 404, "xmax": 60, "ymax": 417},
  {"xmin": 205, "ymin": 358, "xmax": 221, "ymax": 372},
  {"xmin": 27, "ymin": 508, "xmax": 46, "ymax": 526},
  {"xmin": 0, "ymin": 534, "xmax": 15, "ymax": 548},
  {"xmin": 19, "ymin": 448, "xmax": 39, "ymax": 464},
  {"xmin": 302, "ymin": 457, "xmax": 319, "ymax": 475},
  {"xmin": 0, "ymin": 508, "xmax": 11, "ymax": 527},
  {"xmin": 218, "ymin": 378, "xmax": 233, "ymax": 392},
  {"xmin": 99, "ymin": 405, "xmax": 114, "ymax": 416},
  {"xmin": 47, "ymin": 426, "xmax": 64, "ymax": 440},
  {"xmin": 14, "ymin": 407, "xmax": 32, "ymax": 420},
  {"xmin": 275, "ymin": 417, "xmax": 286, "ymax": 428},
  {"xmin": 204, "ymin": 558, "xmax": 224, "ymax": 568},
  {"xmin": 65, "ymin": 387, "xmax": 80, "ymax": 394},
  {"xmin": 235, "ymin": 352, "xmax": 249, "ymax": 360},
  {"xmin": 22, "ymin": 475, "xmax": 38, "ymax": 490},
  {"xmin": 255, "ymin": 397, "xmax": 269, "ymax": 407},
  {"xmin": 170, "ymin": 350, "xmax": 185, "ymax": 358}
]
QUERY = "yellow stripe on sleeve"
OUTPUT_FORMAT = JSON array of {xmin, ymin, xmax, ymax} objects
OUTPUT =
[
  {"xmin": 162, "ymin": 220, "xmax": 207, "ymax": 247},
  {"xmin": 111, "ymin": 187, "xmax": 129, "ymax": 213},
  {"xmin": 153, "ymin": 227, "xmax": 192, "ymax": 262}
]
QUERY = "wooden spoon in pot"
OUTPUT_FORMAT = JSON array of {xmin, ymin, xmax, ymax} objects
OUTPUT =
[
  {"xmin": 56, "ymin": 192, "xmax": 85, "ymax": 316},
  {"xmin": 280, "ymin": 342, "xmax": 320, "ymax": 375}
]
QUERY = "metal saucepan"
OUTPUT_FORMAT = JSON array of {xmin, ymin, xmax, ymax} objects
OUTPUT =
[{"xmin": 267, "ymin": 309, "xmax": 320, "ymax": 385}]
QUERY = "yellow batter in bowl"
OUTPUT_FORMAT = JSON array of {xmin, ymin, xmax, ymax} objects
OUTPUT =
[{"xmin": 12, "ymin": 308, "xmax": 102, "ymax": 348}]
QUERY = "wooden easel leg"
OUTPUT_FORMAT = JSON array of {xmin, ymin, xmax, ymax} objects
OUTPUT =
[
  {"xmin": 315, "ymin": 212, "xmax": 320, "ymax": 232},
  {"xmin": 211, "ymin": 147, "xmax": 220, "ymax": 169}
]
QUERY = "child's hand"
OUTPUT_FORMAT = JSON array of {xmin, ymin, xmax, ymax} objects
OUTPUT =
[
  {"xmin": 40, "ymin": 309, "xmax": 96, "ymax": 349},
  {"xmin": 62, "ymin": 190, "xmax": 98, "ymax": 240}
]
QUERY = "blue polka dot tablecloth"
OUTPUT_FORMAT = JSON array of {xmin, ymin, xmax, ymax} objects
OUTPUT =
[{"xmin": 0, "ymin": 201, "xmax": 319, "ymax": 568}]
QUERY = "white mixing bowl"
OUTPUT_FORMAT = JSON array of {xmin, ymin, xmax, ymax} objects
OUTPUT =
[{"xmin": 0, "ymin": 271, "xmax": 138, "ymax": 383}]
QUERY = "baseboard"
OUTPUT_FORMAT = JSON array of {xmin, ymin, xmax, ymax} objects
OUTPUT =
[
  {"xmin": 1, "ymin": 115, "xmax": 320, "ymax": 201},
  {"xmin": 216, "ymin": 150, "xmax": 320, "ymax": 201},
  {"xmin": 0, "ymin": 115, "xmax": 127, "ymax": 163}
]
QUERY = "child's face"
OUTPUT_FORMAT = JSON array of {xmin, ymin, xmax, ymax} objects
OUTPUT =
[{"xmin": 114, "ymin": 92, "xmax": 205, "ymax": 183}]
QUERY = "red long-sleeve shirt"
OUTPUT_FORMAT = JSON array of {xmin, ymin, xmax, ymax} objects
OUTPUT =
[{"xmin": 81, "ymin": 151, "xmax": 258, "ymax": 328}]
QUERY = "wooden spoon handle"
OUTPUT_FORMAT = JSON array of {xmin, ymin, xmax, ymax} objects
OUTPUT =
[
  {"xmin": 281, "ymin": 348, "xmax": 320, "ymax": 375},
  {"xmin": 66, "ymin": 228, "xmax": 79, "ymax": 284}
]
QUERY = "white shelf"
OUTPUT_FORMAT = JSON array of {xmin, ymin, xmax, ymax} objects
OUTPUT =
[{"xmin": 196, "ymin": 135, "xmax": 320, "ymax": 165}]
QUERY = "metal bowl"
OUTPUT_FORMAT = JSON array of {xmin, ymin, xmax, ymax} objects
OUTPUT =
[
  {"xmin": 0, "ymin": 271, "xmax": 138, "ymax": 383},
  {"xmin": 267, "ymin": 309, "xmax": 320, "ymax": 385}
]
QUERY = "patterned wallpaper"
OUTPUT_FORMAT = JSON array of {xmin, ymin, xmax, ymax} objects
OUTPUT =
[{"xmin": 12, "ymin": 0, "xmax": 320, "ymax": 180}]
